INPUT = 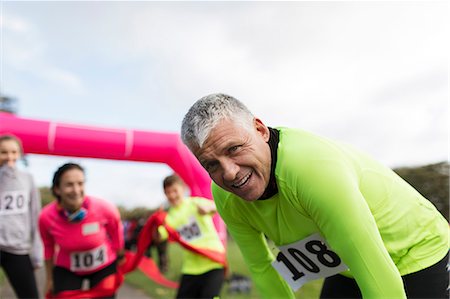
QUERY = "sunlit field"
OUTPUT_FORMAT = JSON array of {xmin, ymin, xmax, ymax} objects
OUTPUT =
[{"xmin": 125, "ymin": 237, "xmax": 323, "ymax": 299}]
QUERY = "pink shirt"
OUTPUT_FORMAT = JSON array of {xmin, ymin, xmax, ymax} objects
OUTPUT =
[{"xmin": 39, "ymin": 196, "xmax": 124, "ymax": 274}]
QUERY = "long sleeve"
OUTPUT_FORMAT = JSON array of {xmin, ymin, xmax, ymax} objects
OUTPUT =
[
  {"xmin": 293, "ymin": 159, "xmax": 406, "ymax": 298},
  {"xmin": 29, "ymin": 174, "xmax": 43, "ymax": 268},
  {"xmin": 104, "ymin": 201, "xmax": 124, "ymax": 253},
  {"xmin": 213, "ymin": 186, "xmax": 294, "ymax": 299},
  {"xmin": 38, "ymin": 209, "xmax": 55, "ymax": 260}
]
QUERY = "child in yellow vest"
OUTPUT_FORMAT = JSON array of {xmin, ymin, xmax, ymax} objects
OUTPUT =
[{"xmin": 163, "ymin": 174, "xmax": 225, "ymax": 299}]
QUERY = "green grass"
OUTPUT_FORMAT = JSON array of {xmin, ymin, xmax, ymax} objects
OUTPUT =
[
  {"xmin": 125, "ymin": 238, "xmax": 323, "ymax": 298},
  {"xmin": 0, "ymin": 268, "xmax": 4, "ymax": 284},
  {"xmin": 0, "ymin": 240, "xmax": 323, "ymax": 298}
]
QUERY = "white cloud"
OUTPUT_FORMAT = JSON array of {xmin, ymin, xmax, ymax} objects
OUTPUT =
[
  {"xmin": 1, "ymin": 13, "xmax": 31, "ymax": 33},
  {"xmin": 1, "ymin": 12, "xmax": 86, "ymax": 94}
]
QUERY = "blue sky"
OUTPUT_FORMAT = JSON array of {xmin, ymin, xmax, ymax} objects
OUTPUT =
[{"xmin": 1, "ymin": 1, "xmax": 448, "ymax": 209}]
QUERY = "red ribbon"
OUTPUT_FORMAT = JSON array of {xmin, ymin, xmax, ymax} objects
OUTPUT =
[{"xmin": 47, "ymin": 211, "xmax": 226, "ymax": 298}]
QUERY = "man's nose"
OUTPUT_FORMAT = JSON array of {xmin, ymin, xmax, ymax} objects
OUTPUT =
[{"xmin": 222, "ymin": 159, "xmax": 239, "ymax": 182}]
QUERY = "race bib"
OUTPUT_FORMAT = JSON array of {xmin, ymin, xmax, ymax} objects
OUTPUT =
[
  {"xmin": 70, "ymin": 245, "xmax": 107, "ymax": 272},
  {"xmin": 272, "ymin": 233, "xmax": 348, "ymax": 291},
  {"xmin": 0, "ymin": 191, "xmax": 29, "ymax": 215},
  {"xmin": 178, "ymin": 217, "xmax": 202, "ymax": 241}
]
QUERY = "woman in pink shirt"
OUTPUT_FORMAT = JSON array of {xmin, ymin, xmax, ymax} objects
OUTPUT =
[{"xmin": 39, "ymin": 163, "xmax": 124, "ymax": 298}]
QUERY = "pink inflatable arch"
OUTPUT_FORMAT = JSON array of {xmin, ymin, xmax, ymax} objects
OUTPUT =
[{"xmin": 0, "ymin": 112, "xmax": 226, "ymax": 244}]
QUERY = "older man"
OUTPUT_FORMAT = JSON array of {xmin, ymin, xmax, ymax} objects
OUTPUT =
[{"xmin": 181, "ymin": 93, "xmax": 448, "ymax": 299}]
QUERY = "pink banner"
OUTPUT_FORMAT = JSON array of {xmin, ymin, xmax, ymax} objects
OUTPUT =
[{"xmin": 0, "ymin": 112, "xmax": 226, "ymax": 244}]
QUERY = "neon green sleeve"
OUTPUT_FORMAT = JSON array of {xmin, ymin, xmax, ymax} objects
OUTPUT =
[
  {"xmin": 289, "ymin": 158, "xmax": 406, "ymax": 298},
  {"xmin": 213, "ymin": 185, "xmax": 294, "ymax": 299}
]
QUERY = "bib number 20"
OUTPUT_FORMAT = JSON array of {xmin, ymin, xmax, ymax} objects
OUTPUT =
[
  {"xmin": 0, "ymin": 191, "xmax": 29, "ymax": 215},
  {"xmin": 272, "ymin": 234, "xmax": 348, "ymax": 291}
]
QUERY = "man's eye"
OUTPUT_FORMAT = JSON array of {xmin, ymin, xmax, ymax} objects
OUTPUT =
[
  {"xmin": 229, "ymin": 145, "xmax": 240, "ymax": 153},
  {"xmin": 205, "ymin": 162, "xmax": 218, "ymax": 172}
]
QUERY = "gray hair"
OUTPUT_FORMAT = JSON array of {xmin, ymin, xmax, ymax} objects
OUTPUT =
[{"xmin": 181, "ymin": 93, "xmax": 254, "ymax": 148}]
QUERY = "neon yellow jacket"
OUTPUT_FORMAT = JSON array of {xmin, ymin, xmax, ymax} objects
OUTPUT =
[
  {"xmin": 166, "ymin": 196, "xmax": 225, "ymax": 275},
  {"xmin": 213, "ymin": 127, "xmax": 448, "ymax": 299}
]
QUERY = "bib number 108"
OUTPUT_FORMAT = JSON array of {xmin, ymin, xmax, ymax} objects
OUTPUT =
[
  {"xmin": 277, "ymin": 240, "xmax": 341, "ymax": 280},
  {"xmin": 272, "ymin": 234, "xmax": 348, "ymax": 291}
]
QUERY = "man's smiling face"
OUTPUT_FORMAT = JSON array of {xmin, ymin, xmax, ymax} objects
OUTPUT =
[{"xmin": 193, "ymin": 117, "xmax": 271, "ymax": 201}]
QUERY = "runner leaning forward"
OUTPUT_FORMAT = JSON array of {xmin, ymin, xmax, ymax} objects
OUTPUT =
[
  {"xmin": 39, "ymin": 163, "xmax": 124, "ymax": 299},
  {"xmin": 181, "ymin": 93, "xmax": 449, "ymax": 299}
]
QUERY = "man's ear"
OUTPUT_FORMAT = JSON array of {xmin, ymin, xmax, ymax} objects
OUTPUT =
[{"xmin": 254, "ymin": 118, "xmax": 270, "ymax": 142}]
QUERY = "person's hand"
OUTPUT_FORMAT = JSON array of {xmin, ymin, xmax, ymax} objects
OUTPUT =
[
  {"xmin": 196, "ymin": 201, "xmax": 217, "ymax": 215},
  {"xmin": 33, "ymin": 263, "xmax": 43, "ymax": 270},
  {"xmin": 118, "ymin": 256, "xmax": 126, "ymax": 266},
  {"xmin": 197, "ymin": 205, "xmax": 211, "ymax": 215},
  {"xmin": 117, "ymin": 250, "xmax": 126, "ymax": 266},
  {"xmin": 45, "ymin": 279, "xmax": 54, "ymax": 296},
  {"xmin": 31, "ymin": 257, "xmax": 43, "ymax": 270}
]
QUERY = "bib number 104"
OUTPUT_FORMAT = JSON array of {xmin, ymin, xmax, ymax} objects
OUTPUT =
[
  {"xmin": 272, "ymin": 234, "xmax": 348, "ymax": 291},
  {"xmin": 71, "ymin": 246, "xmax": 107, "ymax": 272}
]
